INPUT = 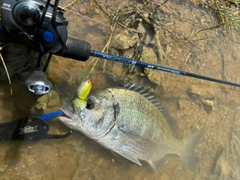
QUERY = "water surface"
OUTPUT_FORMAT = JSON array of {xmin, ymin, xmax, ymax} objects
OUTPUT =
[{"xmin": 1, "ymin": 0, "xmax": 240, "ymax": 179}]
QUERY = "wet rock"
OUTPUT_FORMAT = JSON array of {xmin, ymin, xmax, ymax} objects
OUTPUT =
[
  {"xmin": 35, "ymin": 95, "xmax": 49, "ymax": 110},
  {"xmin": 201, "ymin": 99, "xmax": 214, "ymax": 111},
  {"xmin": 141, "ymin": 46, "xmax": 165, "ymax": 85},
  {"xmin": 165, "ymin": 44, "xmax": 172, "ymax": 54},
  {"xmin": 14, "ymin": 87, "xmax": 61, "ymax": 115},
  {"xmin": 188, "ymin": 85, "xmax": 202, "ymax": 97},
  {"xmin": 35, "ymin": 90, "xmax": 61, "ymax": 113},
  {"xmin": 111, "ymin": 33, "xmax": 140, "ymax": 50},
  {"xmin": 178, "ymin": 96, "xmax": 192, "ymax": 111},
  {"xmin": 202, "ymin": 89, "xmax": 215, "ymax": 100},
  {"xmin": 188, "ymin": 85, "xmax": 215, "ymax": 111}
]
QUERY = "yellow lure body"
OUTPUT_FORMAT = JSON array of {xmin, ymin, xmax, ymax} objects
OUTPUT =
[
  {"xmin": 76, "ymin": 80, "xmax": 92, "ymax": 99},
  {"xmin": 73, "ymin": 80, "xmax": 92, "ymax": 113}
]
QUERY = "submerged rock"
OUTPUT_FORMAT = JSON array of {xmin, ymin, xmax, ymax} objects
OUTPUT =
[
  {"xmin": 35, "ymin": 90, "xmax": 61, "ymax": 113},
  {"xmin": 14, "ymin": 87, "xmax": 61, "ymax": 115},
  {"xmin": 141, "ymin": 46, "xmax": 165, "ymax": 85},
  {"xmin": 111, "ymin": 33, "xmax": 140, "ymax": 50},
  {"xmin": 188, "ymin": 85, "xmax": 215, "ymax": 111}
]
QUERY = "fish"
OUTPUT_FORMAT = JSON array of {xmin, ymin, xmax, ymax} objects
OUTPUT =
[
  {"xmin": 73, "ymin": 79, "xmax": 92, "ymax": 113},
  {"xmin": 59, "ymin": 83, "xmax": 204, "ymax": 171}
]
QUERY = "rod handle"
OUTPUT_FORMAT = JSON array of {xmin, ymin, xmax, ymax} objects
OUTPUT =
[{"xmin": 55, "ymin": 37, "xmax": 91, "ymax": 61}]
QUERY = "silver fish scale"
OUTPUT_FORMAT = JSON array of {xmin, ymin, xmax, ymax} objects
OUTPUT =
[
  {"xmin": 111, "ymin": 89, "xmax": 172, "ymax": 140},
  {"xmin": 94, "ymin": 88, "xmax": 183, "ymax": 160}
]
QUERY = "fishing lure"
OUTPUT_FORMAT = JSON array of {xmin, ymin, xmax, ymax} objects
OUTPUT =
[{"xmin": 73, "ymin": 80, "xmax": 92, "ymax": 113}]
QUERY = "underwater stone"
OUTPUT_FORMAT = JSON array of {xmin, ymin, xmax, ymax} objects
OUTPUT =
[
  {"xmin": 188, "ymin": 85, "xmax": 215, "ymax": 111},
  {"xmin": 111, "ymin": 33, "xmax": 140, "ymax": 50}
]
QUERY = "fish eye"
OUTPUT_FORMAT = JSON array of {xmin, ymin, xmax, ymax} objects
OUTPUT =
[{"xmin": 86, "ymin": 98, "xmax": 95, "ymax": 109}]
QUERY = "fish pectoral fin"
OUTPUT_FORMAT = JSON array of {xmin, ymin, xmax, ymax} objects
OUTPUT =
[{"xmin": 116, "ymin": 151, "xmax": 142, "ymax": 166}]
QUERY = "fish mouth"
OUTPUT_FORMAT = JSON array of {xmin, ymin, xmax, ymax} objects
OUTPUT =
[
  {"xmin": 59, "ymin": 104, "xmax": 79, "ymax": 127},
  {"xmin": 58, "ymin": 116, "xmax": 79, "ymax": 131},
  {"xmin": 58, "ymin": 116, "xmax": 74, "ymax": 124},
  {"xmin": 58, "ymin": 104, "xmax": 76, "ymax": 128},
  {"xmin": 60, "ymin": 104, "xmax": 75, "ymax": 119},
  {"xmin": 59, "ymin": 104, "xmax": 80, "ymax": 122}
]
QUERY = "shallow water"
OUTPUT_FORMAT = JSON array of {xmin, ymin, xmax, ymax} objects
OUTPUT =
[{"xmin": 1, "ymin": 0, "xmax": 240, "ymax": 179}]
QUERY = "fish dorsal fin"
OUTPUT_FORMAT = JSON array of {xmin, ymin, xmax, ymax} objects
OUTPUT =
[
  {"xmin": 124, "ymin": 83, "xmax": 179, "ymax": 136},
  {"xmin": 156, "ymin": 105, "xmax": 179, "ymax": 136}
]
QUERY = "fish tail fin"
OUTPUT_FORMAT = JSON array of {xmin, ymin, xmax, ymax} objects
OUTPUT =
[{"xmin": 180, "ymin": 128, "xmax": 204, "ymax": 171}]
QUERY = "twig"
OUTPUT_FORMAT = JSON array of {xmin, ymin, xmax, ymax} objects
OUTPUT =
[
  {"xmin": 102, "ymin": 19, "xmax": 118, "ymax": 72},
  {"xmin": 87, "ymin": 6, "xmax": 120, "ymax": 73},
  {"xmin": 154, "ymin": 28, "xmax": 164, "ymax": 62},
  {"xmin": 117, "ymin": 22, "xmax": 145, "ymax": 34},
  {"xmin": 63, "ymin": 0, "xmax": 78, "ymax": 9},
  {"xmin": 184, "ymin": 53, "xmax": 192, "ymax": 63},
  {"xmin": 92, "ymin": 0, "xmax": 111, "ymax": 19},
  {"xmin": 0, "ymin": 51, "xmax": 12, "ymax": 95},
  {"xmin": 139, "ymin": 13, "xmax": 165, "ymax": 61},
  {"xmin": 152, "ymin": 0, "xmax": 169, "ymax": 13},
  {"xmin": 193, "ymin": 23, "xmax": 225, "ymax": 37}
]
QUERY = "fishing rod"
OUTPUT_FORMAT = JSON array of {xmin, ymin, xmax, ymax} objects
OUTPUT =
[
  {"xmin": 1, "ymin": 0, "xmax": 240, "ymax": 97},
  {"xmin": 90, "ymin": 50, "xmax": 240, "ymax": 88}
]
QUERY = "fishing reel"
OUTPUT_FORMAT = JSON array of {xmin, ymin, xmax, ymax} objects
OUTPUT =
[
  {"xmin": 1, "ymin": 0, "xmax": 67, "ymax": 94},
  {"xmin": 1, "ymin": 0, "xmax": 68, "ymax": 51},
  {"xmin": 0, "ymin": 0, "xmax": 91, "ymax": 95}
]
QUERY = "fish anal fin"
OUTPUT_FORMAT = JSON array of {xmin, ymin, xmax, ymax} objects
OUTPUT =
[
  {"xmin": 148, "ymin": 154, "xmax": 171, "ymax": 171},
  {"xmin": 110, "ymin": 151, "xmax": 131, "ymax": 166},
  {"xmin": 116, "ymin": 151, "xmax": 142, "ymax": 166}
]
